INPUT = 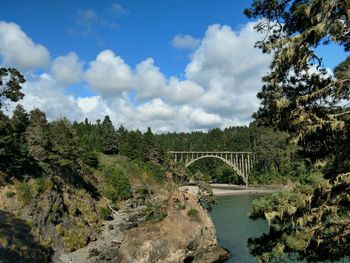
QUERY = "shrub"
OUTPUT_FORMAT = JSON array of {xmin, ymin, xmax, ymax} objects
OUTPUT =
[
  {"xmin": 187, "ymin": 208, "xmax": 199, "ymax": 218},
  {"xmin": 98, "ymin": 207, "xmax": 111, "ymax": 220},
  {"xmin": 63, "ymin": 229, "xmax": 89, "ymax": 252},
  {"xmin": 16, "ymin": 180, "xmax": 33, "ymax": 204},
  {"xmin": 103, "ymin": 167, "xmax": 132, "ymax": 202},
  {"xmin": 56, "ymin": 224, "xmax": 89, "ymax": 252},
  {"xmin": 35, "ymin": 176, "xmax": 53, "ymax": 194},
  {"xmin": 5, "ymin": 191, "xmax": 15, "ymax": 198},
  {"xmin": 142, "ymin": 162, "xmax": 165, "ymax": 181},
  {"xmin": 144, "ymin": 201, "xmax": 167, "ymax": 222}
]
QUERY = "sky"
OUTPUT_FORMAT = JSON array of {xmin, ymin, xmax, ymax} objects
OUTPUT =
[{"xmin": 0, "ymin": 0, "xmax": 347, "ymax": 133}]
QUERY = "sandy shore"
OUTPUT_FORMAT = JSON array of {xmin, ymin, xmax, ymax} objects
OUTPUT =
[{"xmin": 179, "ymin": 184, "xmax": 285, "ymax": 197}]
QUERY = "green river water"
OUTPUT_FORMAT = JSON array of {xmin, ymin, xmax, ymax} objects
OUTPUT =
[
  {"xmin": 210, "ymin": 195, "xmax": 349, "ymax": 263},
  {"xmin": 210, "ymin": 195, "xmax": 267, "ymax": 263}
]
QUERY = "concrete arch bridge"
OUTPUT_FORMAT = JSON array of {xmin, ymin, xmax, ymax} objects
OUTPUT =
[{"xmin": 168, "ymin": 151, "xmax": 254, "ymax": 186}]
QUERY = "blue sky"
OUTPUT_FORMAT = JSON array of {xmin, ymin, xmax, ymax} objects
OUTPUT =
[
  {"xmin": 0, "ymin": 0, "xmax": 251, "ymax": 76},
  {"xmin": 0, "ymin": 1, "xmax": 347, "ymax": 132}
]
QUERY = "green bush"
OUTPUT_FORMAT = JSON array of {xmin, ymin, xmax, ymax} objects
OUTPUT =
[
  {"xmin": 35, "ymin": 176, "xmax": 53, "ymax": 194},
  {"xmin": 187, "ymin": 208, "xmax": 199, "ymax": 218},
  {"xmin": 144, "ymin": 201, "xmax": 167, "ymax": 222},
  {"xmin": 5, "ymin": 191, "xmax": 15, "ymax": 198},
  {"xmin": 98, "ymin": 207, "xmax": 111, "ymax": 220},
  {"xmin": 16, "ymin": 180, "xmax": 33, "ymax": 204},
  {"xmin": 142, "ymin": 162, "xmax": 165, "ymax": 181},
  {"xmin": 103, "ymin": 167, "xmax": 132, "ymax": 202}
]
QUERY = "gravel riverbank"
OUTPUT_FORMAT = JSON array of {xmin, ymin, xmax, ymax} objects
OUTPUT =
[{"xmin": 180, "ymin": 184, "xmax": 287, "ymax": 196}]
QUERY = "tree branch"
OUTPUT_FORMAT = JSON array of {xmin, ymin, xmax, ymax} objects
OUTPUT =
[{"xmin": 347, "ymin": 9, "xmax": 350, "ymax": 27}]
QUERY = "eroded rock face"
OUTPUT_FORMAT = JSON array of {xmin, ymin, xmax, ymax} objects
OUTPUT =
[{"xmin": 117, "ymin": 191, "xmax": 229, "ymax": 263}]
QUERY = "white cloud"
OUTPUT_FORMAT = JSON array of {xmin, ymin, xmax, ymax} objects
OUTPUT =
[
  {"xmin": 85, "ymin": 50, "xmax": 133, "ymax": 94},
  {"xmin": 134, "ymin": 58, "xmax": 166, "ymax": 100},
  {"xmin": 77, "ymin": 96, "xmax": 99, "ymax": 113},
  {"xmin": 16, "ymin": 73, "xmax": 81, "ymax": 121},
  {"xmin": 0, "ymin": 21, "xmax": 50, "ymax": 70},
  {"xmin": 171, "ymin": 34, "xmax": 201, "ymax": 50},
  {"xmin": 164, "ymin": 77, "xmax": 204, "ymax": 104},
  {"xmin": 51, "ymin": 52, "xmax": 84, "ymax": 85},
  {"xmin": 180, "ymin": 106, "xmax": 223, "ymax": 129},
  {"xmin": 136, "ymin": 98, "xmax": 175, "ymax": 121},
  {"xmin": 186, "ymin": 22, "xmax": 272, "ymax": 118},
  {"xmin": 111, "ymin": 3, "xmax": 126, "ymax": 16},
  {"xmin": 5, "ymin": 20, "xmax": 273, "ymax": 133}
]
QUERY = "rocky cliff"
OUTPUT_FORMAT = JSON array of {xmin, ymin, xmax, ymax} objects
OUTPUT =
[
  {"xmin": 64, "ymin": 189, "xmax": 229, "ymax": 263},
  {"xmin": 117, "ymin": 190, "xmax": 228, "ymax": 263}
]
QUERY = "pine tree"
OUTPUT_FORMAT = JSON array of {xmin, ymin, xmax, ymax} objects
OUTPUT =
[
  {"xmin": 0, "ymin": 68, "xmax": 25, "ymax": 109},
  {"xmin": 120, "ymin": 130, "xmax": 143, "ymax": 160},
  {"xmin": 245, "ymin": 1, "xmax": 350, "ymax": 261},
  {"xmin": 49, "ymin": 118, "xmax": 79, "ymax": 167},
  {"xmin": 142, "ymin": 127, "xmax": 163, "ymax": 164},
  {"xmin": 26, "ymin": 109, "xmax": 50, "ymax": 162},
  {"xmin": 100, "ymin": 115, "xmax": 118, "ymax": 155},
  {"xmin": 0, "ymin": 110, "xmax": 16, "ymax": 175},
  {"xmin": 11, "ymin": 105, "xmax": 31, "ymax": 172}
]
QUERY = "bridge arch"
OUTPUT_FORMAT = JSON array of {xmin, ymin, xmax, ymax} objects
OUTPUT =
[
  {"xmin": 169, "ymin": 151, "xmax": 254, "ymax": 187},
  {"xmin": 185, "ymin": 155, "xmax": 247, "ymax": 185}
]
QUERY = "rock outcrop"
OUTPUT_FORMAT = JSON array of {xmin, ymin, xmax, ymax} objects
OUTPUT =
[{"xmin": 116, "ymin": 190, "xmax": 229, "ymax": 263}]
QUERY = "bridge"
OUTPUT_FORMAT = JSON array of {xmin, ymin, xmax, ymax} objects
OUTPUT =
[{"xmin": 168, "ymin": 151, "xmax": 254, "ymax": 186}]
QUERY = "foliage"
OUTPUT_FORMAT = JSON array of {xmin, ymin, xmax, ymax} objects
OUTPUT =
[
  {"xmin": 102, "ymin": 166, "xmax": 132, "ymax": 202},
  {"xmin": 58, "ymin": 226, "xmax": 89, "ymax": 252},
  {"xmin": 144, "ymin": 201, "xmax": 167, "ymax": 222},
  {"xmin": 15, "ymin": 180, "xmax": 33, "ymax": 205},
  {"xmin": 244, "ymin": 0, "xmax": 350, "ymax": 261},
  {"xmin": 98, "ymin": 207, "xmax": 111, "ymax": 220},
  {"xmin": 192, "ymin": 172, "xmax": 217, "ymax": 211},
  {"xmin": 35, "ymin": 176, "xmax": 53, "ymax": 194},
  {"xmin": 187, "ymin": 208, "xmax": 199, "ymax": 219},
  {"xmin": 157, "ymin": 125, "xmax": 308, "ymax": 185},
  {"xmin": 0, "ymin": 68, "xmax": 25, "ymax": 109},
  {"xmin": 249, "ymin": 174, "xmax": 350, "ymax": 262},
  {"xmin": 26, "ymin": 109, "xmax": 50, "ymax": 163},
  {"xmin": 100, "ymin": 115, "xmax": 118, "ymax": 154},
  {"xmin": 141, "ymin": 161, "xmax": 165, "ymax": 181},
  {"xmin": 142, "ymin": 127, "xmax": 163, "ymax": 164},
  {"xmin": 5, "ymin": 191, "xmax": 15, "ymax": 198}
]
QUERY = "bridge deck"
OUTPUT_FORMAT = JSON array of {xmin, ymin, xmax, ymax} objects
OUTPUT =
[{"xmin": 168, "ymin": 151, "xmax": 252, "ymax": 154}]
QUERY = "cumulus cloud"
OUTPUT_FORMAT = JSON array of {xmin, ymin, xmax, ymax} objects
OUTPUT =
[
  {"xmin": 111, "ymin": 3, "xmax": 127, "ymax": 16},
  {"xmin": 136, "ymin": 98, "xmax": 175, "ymax": 121},
  {"xmin": 85, "ymin": 50, "xmax": 133, "ymax": 94},
  {"xmin": 180, "ymin": 106, "xmax": 223, "ymax": 129},
  {"xmin": 134, "ymin": 58, "xmax": 166, "ymax": 100},
  {"xmin": 171, "ymin": 34, "xmax": 201, "ymax": 50},
  {"xmin": 77, "ymin": 96, "xmax": 99, "ymax": 113},
  {"xmin": 51, "ymin": 52, "xmax": 84, "ymax": 85},
  {"xmin": 16, "ymin": 73, "xmax": 81, "ymax": 120},
  {"xmin": 164, "ymin": 77, "xmax": 204, "ymax": 104},
  {"xmin": 2, "ymin": 20, "xmax": 273, "ymax": 132},
  {"xmin": 186, "ymin": 22, "xmax": 272, "ymax": 118},
  {"xmin": 0, "ymin": 21, "xmax": 50, "ymax": 70}
]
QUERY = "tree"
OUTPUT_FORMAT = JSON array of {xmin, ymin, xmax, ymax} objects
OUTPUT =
[
  {"xmin": 0, "ymin": 68, "xmax": 25, "ymax": 109},
  {"xmin": 245, "ymin": 0, "xmax": 350, "ymax": 261},
  {"xmin": 100, "ymin": 115, "xmax": 118, "ymax": 155},
  {"xmin": 119, "ymin": 130, "xmax": 143, "ymax": 160},
  {"xmin": 11, "ymin": 105, "xmax": 32, "ymax": 172},
  {"xmin": 26, "ymin": 109, "xmax": 50, "ymax": 162},
  {"xmin": 49, "ymin": 118, "xmax": 79, "ymax": 166},
  {"xmin": 0, "ymin": 111, "xmax": 16, "ymax": 175},
  {"xmin": 142, "ymin": 127, "xmax": 163, "ymax": 164}
]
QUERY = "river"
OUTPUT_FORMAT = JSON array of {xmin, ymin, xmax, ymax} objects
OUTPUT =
[
  {"xmin": 210, "ymin": 195, "xmax": 267, "ymax": 263},
  {"xmin": 210, "ymin": 195, "xmax": 350, "ymax": 263}
]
